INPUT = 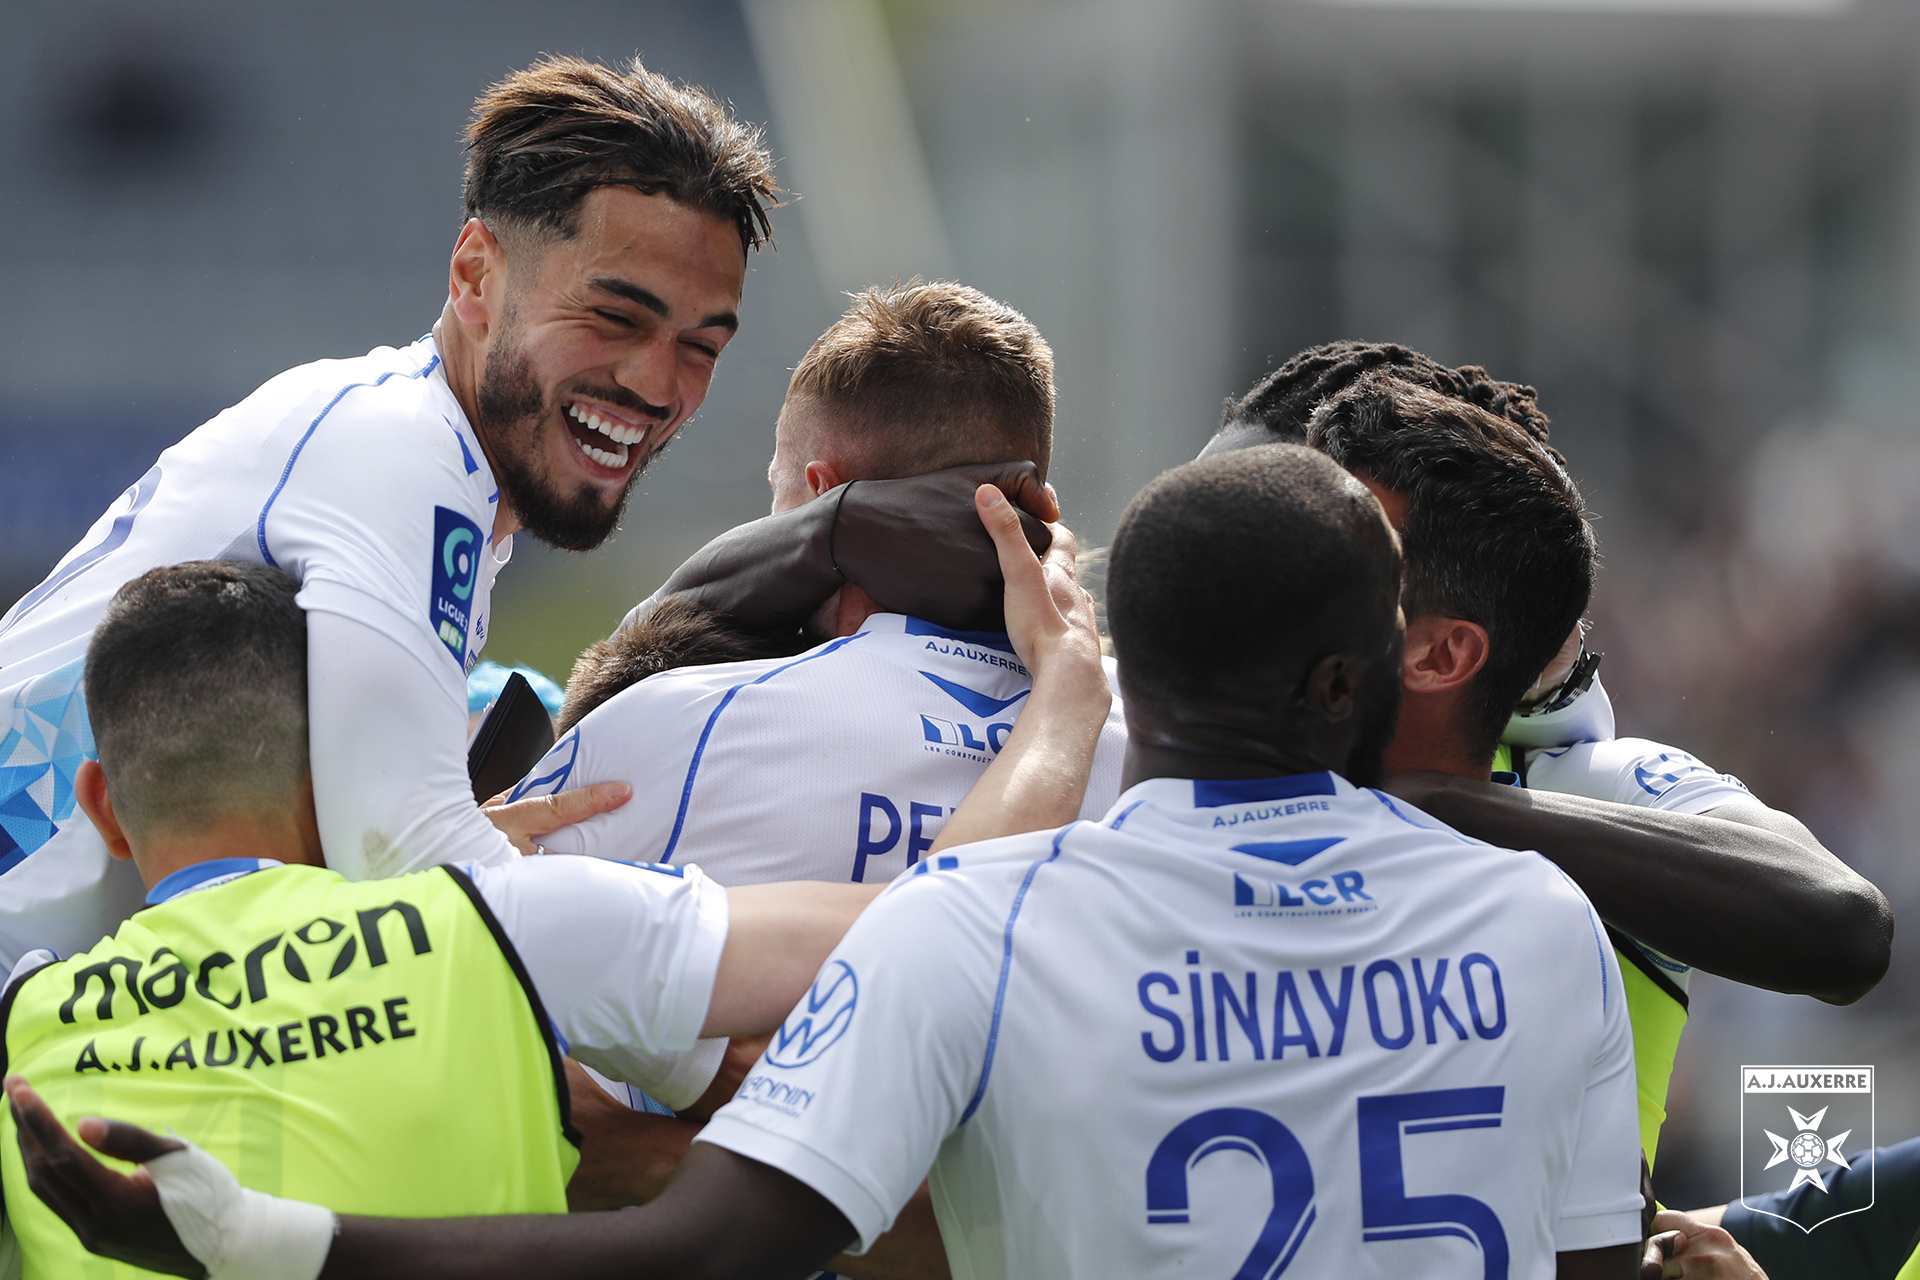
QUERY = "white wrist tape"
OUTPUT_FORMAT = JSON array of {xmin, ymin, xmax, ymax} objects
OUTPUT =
[
  {"xmin": 1502, "ymin": 674, "xmax": 1615, "ymax": 751},
  {"xmin": 145, "ymin": 1140, "xmax": 335, "ymax": 1280}
]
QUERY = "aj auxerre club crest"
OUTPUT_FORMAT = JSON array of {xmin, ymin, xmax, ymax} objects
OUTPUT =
[{"xmin": 1739, "ymin": 1064, "xmax": 1874, "ymax": 1232}]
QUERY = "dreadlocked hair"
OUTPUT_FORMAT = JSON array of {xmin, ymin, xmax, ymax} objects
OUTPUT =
[{"xmin": 1220, "ymin": 341, "xmax": 1562, "ymax": 466}]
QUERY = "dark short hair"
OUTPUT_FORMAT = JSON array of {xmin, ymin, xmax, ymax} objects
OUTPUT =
[
  {"xmin": 559, "ymin": 596, "xmax": 807, "ymax": 732},
  {"xmin": 1218, "ymin": 340, "xmax": 1558, "ymax": 463},
  {"xmin": 85, "ymin": 561, "xmax": 308, "ymax": 839},
  {"xmin": 786, "ymin": 280, "xmax": 1055, "ymax": 480},
  {"xmin": 1308, "ymin": 375, "xmax": 1594, "ymax": 760},
  {"xmin": 1108, "ymin": 444, "xmax": 1401, "ymax": 709},
  {"xmin": 464, "ymin": 54, "xmax": 779, "ymax": 254}
]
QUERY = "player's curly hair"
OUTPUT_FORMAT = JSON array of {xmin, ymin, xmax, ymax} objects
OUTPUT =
[
  {"xmin": 1218, "ymin": 340, "xmax": 1561, "ymax": 465},
  {"xmin": 464, "ymin": 54, "xmax": 780, "ymax": 254}
]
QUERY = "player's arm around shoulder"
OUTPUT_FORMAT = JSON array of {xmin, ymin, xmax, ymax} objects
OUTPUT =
[
  {"xmin": 1691, "ymin": 792, "xmax": 1890, "ymax": 1000},
  {"xmin": 1398, "ymin": 737, "xmax": 1892, "ymax": 1004},
  {"xmin": 1541, "ymin": 735, "xmax": 1893, "ymax": 1003}
]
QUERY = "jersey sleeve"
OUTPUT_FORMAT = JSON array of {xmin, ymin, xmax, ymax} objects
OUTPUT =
[
  {"xmin": 575, "ymin": 1036, "xmax": 729, "ymax": 1113},
  {"xmin": 1552, "ymin": 906, "xmax": 1645, "ymax": 1251},
  {"xmin": 694, "ymin": 864, "xmax": 1006, "ymax": 1252},
  {"xmin": 307, "ymin": 612, "xmax": 519, "ymax": 879},
  {"xmin": 263, "ymin": 388, "xmax": 489, "ymax": 701},
  {"xmin": 1523, "ymin": 737, "xmax": 1752, "ymax": 816},
  {"xmin": 505, "ymin": 676, "xmax": 717, "ymax": 865},
  {"xmin": 464, "ymin": 855, "xmax": 728, "ymax": 1065}
]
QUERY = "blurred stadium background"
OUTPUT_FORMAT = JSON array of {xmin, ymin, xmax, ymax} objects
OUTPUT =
[{"xmin": 5, "ymin": 0, "xmax": 1917, "ymax": 1210}]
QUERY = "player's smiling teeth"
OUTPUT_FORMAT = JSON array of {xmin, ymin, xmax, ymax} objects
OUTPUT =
[
  {"xmin": 567, "ymin": 402, "xmax": 646, "ymax": 446},
  {"xmin": 572, "ymin": 433, "xmax": 630, "ymax": 469}
]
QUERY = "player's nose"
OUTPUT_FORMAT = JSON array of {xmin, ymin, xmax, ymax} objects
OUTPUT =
[{"xmin": 613, "ymin": 337, "xmax": 682, "ymax": 417}]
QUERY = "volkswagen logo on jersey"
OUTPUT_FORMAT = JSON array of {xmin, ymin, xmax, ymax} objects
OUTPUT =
[
  {"xmin": 766, "ymin": 960, "xmax": 859, "ymax": 1069},
  {"xmin": 1738, "ymin": 1064, "xmax": 1874, "ymax": 1231},
  {"xmin": 430, "ymin": 506, "xmax": 483, "ymax": 666}
]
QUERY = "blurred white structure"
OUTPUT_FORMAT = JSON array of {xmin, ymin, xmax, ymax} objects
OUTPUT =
[{"xmin": 744, "ymin": 0, "xmax": 954, "ymax": 296}]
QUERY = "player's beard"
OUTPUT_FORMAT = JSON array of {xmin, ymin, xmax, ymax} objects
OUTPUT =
[
  {"xmin": 475, "ymin": 324, "xmax": 646, "ymax": 553},
  {"xmin": 1340, "ymin": 641, "xmax": 1404, "ymax": 789}
]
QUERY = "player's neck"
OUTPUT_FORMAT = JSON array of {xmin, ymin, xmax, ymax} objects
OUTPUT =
[
  {"xmin": 130, "ymin": 812, "xmax": 327, "ymax": 892},
  {"xmin": 1120, "ymin": 738, "xmax": 1345, "ymax": 792},
  {"xmin": 432, "ymin": 313, "xmax": 521, "ymax": 546},
  {"xmin": 1383, "ymin": 691, "xmax": 1494, "ymax": 781}
]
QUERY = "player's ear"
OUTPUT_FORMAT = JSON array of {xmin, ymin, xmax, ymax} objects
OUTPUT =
[
  {"xmin": 1302, "ymin": 652, "xmax": 1357, "ymax": 723},
  {"xmin": 448, "ymin": 218, "xmax": 506, "ymax": 331},
  {"xmin": 1400, "ymin": 614, "xmax": 1489, "ymax": 695},
  {"xmin": 805, "ymin": 461, "xmax": 848, "ymax": 501},
  {"xmin": 73, "ymin": 761, "xmax": 134, "ymax": 863}
]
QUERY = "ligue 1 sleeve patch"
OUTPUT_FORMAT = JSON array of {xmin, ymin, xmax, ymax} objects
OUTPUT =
[{"xmin": 431, "ymin": 505, "xmax": 484, "ymax": 665}]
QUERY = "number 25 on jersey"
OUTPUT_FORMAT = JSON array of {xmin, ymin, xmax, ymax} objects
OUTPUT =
[{"xmin": 1145, "ymin": 1086, "xmax": 1509, "ymax": 1279}]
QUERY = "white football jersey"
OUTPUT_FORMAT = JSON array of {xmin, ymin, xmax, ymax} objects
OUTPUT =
[
  {"xmin": 0, "ymin": 335, "xmax": 503, "ymax": 967},
  {"xmin": 1522, "ymin": 736, "xmax": 1753, "ymax": 996},
  {"xmin": 699, "ymin": 771, "xmax": 1642, "ymax": 1279},
  {"xmin": 1523, "ymin": 737, "xmax": 1750, "ymax": 817},
  {"xmin": 510, "ymin": 613, "xmax": 1129, "ymax": 884}
]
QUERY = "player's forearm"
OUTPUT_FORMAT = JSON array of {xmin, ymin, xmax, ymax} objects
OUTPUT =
[
  {"xmin": 321, "ymin": 1210, "xmax": 673, "ymax": 1279},
  {"xmin": 322, "ymin": 1145, "xmax": 853, "ymax": 1280},
  {"xmin": 567, "ymin": 1112, "xmax": 700, "ymax": 1212},
  {"xmin": 1397, "ymin": 774, "xmax": 1891, "ymax": 1001},
  {"xmin": 704, "ymin": 883, "xmax": 884, "ymax": 1037},
  {"xmin": 307, "ymin": 611, "xmax": 519, "ymax": 878},
  {"xmin": 652, "ymin": 503, "xmax": 843, "ymax": 632},
  {"xmin": 641, "ymin": 463, "xmax": 1058, "ymax": 635}
]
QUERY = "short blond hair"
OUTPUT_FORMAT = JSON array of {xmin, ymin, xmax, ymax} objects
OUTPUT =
[{"xmin": 786, "ymin": 281, "xmax": 1054, "ymax": 479}]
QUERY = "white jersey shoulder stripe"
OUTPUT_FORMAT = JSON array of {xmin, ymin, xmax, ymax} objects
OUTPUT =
[
  {"xmin": 659, "ymin": 631, "xmax": 870, "ymax": 863},
  {"xmin": 508, "ymin": 727, "xmax": 583, "ymax": 803},
  {"xmin": 958, "ymin": 822, "xmax": 1078, "ymax": 1125},
  {"xmin": 256, "ymin": 350, "xmax": 445, "ymax": 568}
]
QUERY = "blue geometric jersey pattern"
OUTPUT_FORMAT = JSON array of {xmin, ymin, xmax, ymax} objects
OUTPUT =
[{"xmin": 0, "ymin": 657, "xmax": 92, "ymax": 876}]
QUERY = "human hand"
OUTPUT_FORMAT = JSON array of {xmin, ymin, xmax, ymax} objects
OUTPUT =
[
  {"xmin": 973, "ymin": 486, "xmax": 1105, "ymax": 708},
  {"xmin": 562, "ymin": 1060, "xmax": 701, "ymax": 1211},
  {"xmin": 5, "ymin": 1074, "xmax": 199, "ymax": 1277},
  {"xmin": 1639, "ymin": 1211, "xmax": 1767, "ymax": 1279},
  {"xmin": 923, "ymin": 488, "xmax": 1110, "ymax": 856},
  {"xmin": 832, "ymin": 462, "xmax": 1058, "ymax": 631},
  {"xmin": 483, "ymin": 781, "xmax": 632, "ymax": 855}
]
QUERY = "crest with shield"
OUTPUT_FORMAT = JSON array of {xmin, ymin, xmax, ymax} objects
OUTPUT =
[{"xmin": 1738, "ymin": 1065, "xmax": 1875, "ymax": 1232}]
